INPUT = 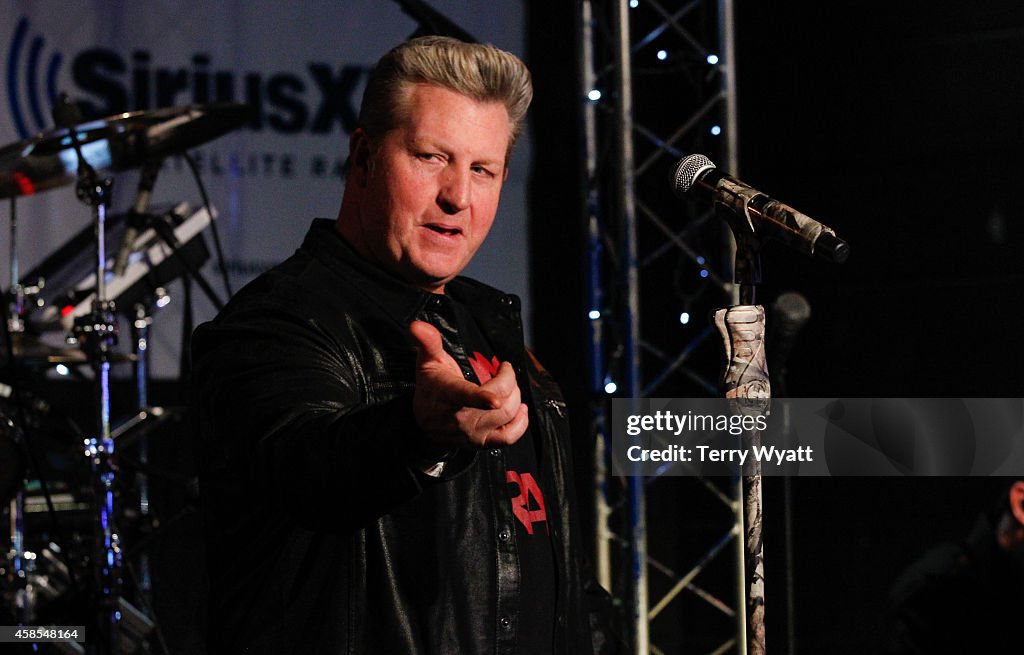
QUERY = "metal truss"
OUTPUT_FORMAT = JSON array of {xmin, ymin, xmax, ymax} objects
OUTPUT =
[{"xmin": 579, "ymin": 1, "xmax": 744, "ymax": 653}]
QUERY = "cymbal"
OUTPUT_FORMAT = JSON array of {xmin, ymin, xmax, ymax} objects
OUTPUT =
[
  {"xmin": 0, "ymin": 103, "xmax": 250, "ymax": 199},
  {"xmin": 8, "ymin": 332, "xmax": 136, "ymax": 365}
]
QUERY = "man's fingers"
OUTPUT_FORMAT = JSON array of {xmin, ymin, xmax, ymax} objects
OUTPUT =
[
  {"xmin": 482, "ymin": 403, "xmax": 529, "ymax": 447},
  {"xmin": 410, "ymin": 320, "xmax": 529, "ymax": 448},
  {"xmin": 409, "ymin": 320, "xmax": 448, "ymax": 365},
  {"xmin": 473, "ymin": 366, "xmax": 521, "ymax": 415},
  {"xmin": 478, "ymin": 361, "xmax": 518, "ymax": 407},
  {"xmin": 441, "ymin": 378, "xmax": 499, "ymax": 410},
  {"xmin": 457, "ymin": 381, "xmax": 523, "ymax": 437}
]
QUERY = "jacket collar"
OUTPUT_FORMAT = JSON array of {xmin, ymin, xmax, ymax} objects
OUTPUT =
[{"xmin": 299, "ymin": 218, "xmax": 518, "ymax": 326}]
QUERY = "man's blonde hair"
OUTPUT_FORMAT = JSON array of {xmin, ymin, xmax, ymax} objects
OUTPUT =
[{"xmin": 358, "ymin": 36, "xmax": 533, "ymax": 151}]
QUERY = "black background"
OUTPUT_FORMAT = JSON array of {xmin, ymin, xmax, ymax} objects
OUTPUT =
[{"xmin": 528, "ymin": 1, "xmax": 1024, "ymax": 652}]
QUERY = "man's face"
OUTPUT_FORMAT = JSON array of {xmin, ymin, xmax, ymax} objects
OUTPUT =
[{"xmin": 346, "ymin": 83, "xmax": 511, "ymax": 293}]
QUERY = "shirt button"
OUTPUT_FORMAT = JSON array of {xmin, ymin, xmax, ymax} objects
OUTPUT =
[
  {"xmin": 498, "ymin": 528, "xmax": 511, "ymax": 542},
  {"xmin": 490, "ymin": 448, "xmax": 501, "ymax": 457},
  {"xmin": 463, "ymin": 370, "xmax": 474, "ymax": 380},
  {"xmin": 557, "ymin": 615, "xmax": 565, "ymax": 626},
  {"xmin": 499, "ymin": 616, "xmax": 512, "ymax": 630}
]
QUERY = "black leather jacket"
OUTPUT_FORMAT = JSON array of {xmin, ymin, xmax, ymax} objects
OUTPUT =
[{"xmin": 192, "ymin": 219, "xmax": 614, "ymax": 654}]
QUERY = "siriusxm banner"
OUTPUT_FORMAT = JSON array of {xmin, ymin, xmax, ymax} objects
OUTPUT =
[
  {"xmin": 0, "ymin": 1, "xmax": 528, "ymax": 377},
  {"xmin": 612, "ymin": 398, "xmax": 1024, "ymax": 476}
]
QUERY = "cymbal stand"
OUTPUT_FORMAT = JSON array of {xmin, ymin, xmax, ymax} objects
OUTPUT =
[
  {"xmin": 52, "ymin": 93, "xmax": 121, "ymax": 654},
  {"xmin": 131, "ymin": 302, "xmax": 153, "ymax": 606},
  {"xmin": 4, "ymin": 195, "xmax": 31, "ymax": 629},
  {"xmin": 7, "ymin": 197, "xmax": 24, "ymax": 336},
  {"xmin": 7, "ymin": 470, "xmax": 30, "ymax": 626},
  {"xmin": 4, "ymin": 413, "xmax": 30, "ymax": 622}
]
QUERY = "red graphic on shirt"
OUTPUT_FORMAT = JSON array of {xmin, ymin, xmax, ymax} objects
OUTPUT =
[
  {"xmin": 469, "ymin": 351, "xmax": 500, "ymax": 383},
  {"xmin": 506, "ymin": 471, "xmax": 548, "ymax": 535}
]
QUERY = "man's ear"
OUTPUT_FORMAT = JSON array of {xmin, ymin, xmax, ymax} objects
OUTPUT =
[
  {"xmin": 1009, "ymin": 480, "xmax": 1024, "ymax": 526},
  {"xmin": 348, "ymin": 128, "xmax": 371, "ymax": 187}
]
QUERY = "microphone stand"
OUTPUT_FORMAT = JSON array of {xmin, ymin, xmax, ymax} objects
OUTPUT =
[
  {"xmin": 712, "ymin": 205, "xmax": 769, "ymax": 655},
  {"xmin": 51, "ymin": 93, "xmax": 122, "ymax": 654},
  {"xmin": 115, "ymin": 156, "xmax": 225, "ymax": 311},
  {"xmin": 141, "ymin": 209, "xmax": 225, "ymax": 311}
]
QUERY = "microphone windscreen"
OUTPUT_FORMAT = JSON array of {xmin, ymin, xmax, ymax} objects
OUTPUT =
[
  {"xmin": 670, "ymin": 153, "xmax": 716, "ymax": 197},
  {"xmin": 773, "ymin": 291, "xmax": 812, "ymax": 331},
  {"xmin": 51, "ymin": 93, "xmax": 83, "ymax": 129}
]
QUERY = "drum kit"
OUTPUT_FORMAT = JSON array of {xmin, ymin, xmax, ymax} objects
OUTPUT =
[{"xmin": 0, "ymin": 98, "xmax": 248, "ymax": 654}]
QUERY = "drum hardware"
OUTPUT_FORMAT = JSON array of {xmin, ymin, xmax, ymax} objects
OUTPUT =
[
  {"xmin": 111, "ymin": 407, "xmax": 183, "ymax": 450},
  {"xmin": 129, "ymin": 302, "xmax": 155, "ymax": 612},
  {"xmin": 1, "ymin": 412, "xmax": 27, "ymax": 626},
  {"xmin": 6, "ymin": 194, "xmax": 24, "ymax": 340},
  {"xmin": 116, "ymin": 593, "xmax": 158, "ymax": 654},
  {"xmin": 17, "ymin": 201, "xmax": 211, "ymax": 362},
  {"xmin": 38, "ymin": 203, "xmax": 218, "ymax": 334},
  {"xmin": 18, "ymin": 543, "xmax": 73, "ymax": 613},
  {"xmin": 7, "ymin": 487, "xmax": 29, "ymax": 628},
  {"xmin": 2, "ymin": 98, "xmax": 247, "ymax": 653},
  {"xmin": 45, "ymin": 92, "xmax": 126, "ymax": 654},
  {"xmin": 10, "ymin": 332, "xmax": 138, "ymax": 370},
  {"xmin": 3, "ymin": 399, "xmax": 88, "ymax": 635},
  {"xmin": 0, "ymin": 415, "xmax": 24, "ymax": 504},
  {"xmin": 1, "ymin": 102, "xmax": 251, "ymax": 201}
]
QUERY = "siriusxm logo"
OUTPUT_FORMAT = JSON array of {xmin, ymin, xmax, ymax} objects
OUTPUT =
[
  {"xmin": 5, "ymin": 17, "xmax": 369, "ymax": 140},
  {"xmin": 5, "ymin": 18, "xmax": 63, "ymax": 139}
]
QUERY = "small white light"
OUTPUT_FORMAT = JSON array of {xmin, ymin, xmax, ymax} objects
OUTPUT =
[
  {"xmin": 588, "ymin": 89, "xmax": 602, "ymax": 101},
  {"xmin": 696, "ymin": 256, "xmax": 706, "ymax": 265},
  {"xmin": 711, "ymin": 125, "xmax": 722, "ymax": 136},
  {"xmin": 55, "ymin": 364, "xmax": 70, "ymax": 376},
  {"xmin": 588, "ymin": 310, "xmax": 601, "ymax": 320},
  {"xmin": 700, "ymin": 269, "xmax": 709, "ymax": 278},
  {"xmin": 156, "ymin": 294, "xmax": 171, "ymax": 308},
  {"xmin": 630, "ymin": 0, "xmax": 639, "ymax": 7},
  {"xmin": 604, "ymin": 381, "xmax": 618, "ymax": 394},
  {"xmin": 656, "ymin": 50, "xmax": 668, "ymax": 61},
  {"xmin": 679, "ymin": 312, "xmax": 690, "ymax": 325},
  {"xmin": 707, "ymin": 54, "xmax": 720, "ymax": 65}
]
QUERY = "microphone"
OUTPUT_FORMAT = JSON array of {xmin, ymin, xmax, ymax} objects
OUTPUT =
[
  {"xmin": 767, "ymin": 291, "xmax": 811, "ymax": 398},
  {"xmin": 51, "ymin": 93, "xmax": 83, "ymax": 129},
  {"xmin": 113, "ymin": 159, "xmax": 162, "ymax": 276},
  {"xmin": 671, "ymin": 154, "xmax": 849, "ymax": 264}
]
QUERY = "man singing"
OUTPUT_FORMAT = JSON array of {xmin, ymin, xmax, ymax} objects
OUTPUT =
[{"xmin": 193, "ymin": 36, "xmax": 615, "ymax": 654}]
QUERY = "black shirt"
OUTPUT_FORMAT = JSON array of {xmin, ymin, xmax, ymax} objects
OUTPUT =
[{"xmin": 451, "ymin": 298, "xmax": 557, "ymax": 655}]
